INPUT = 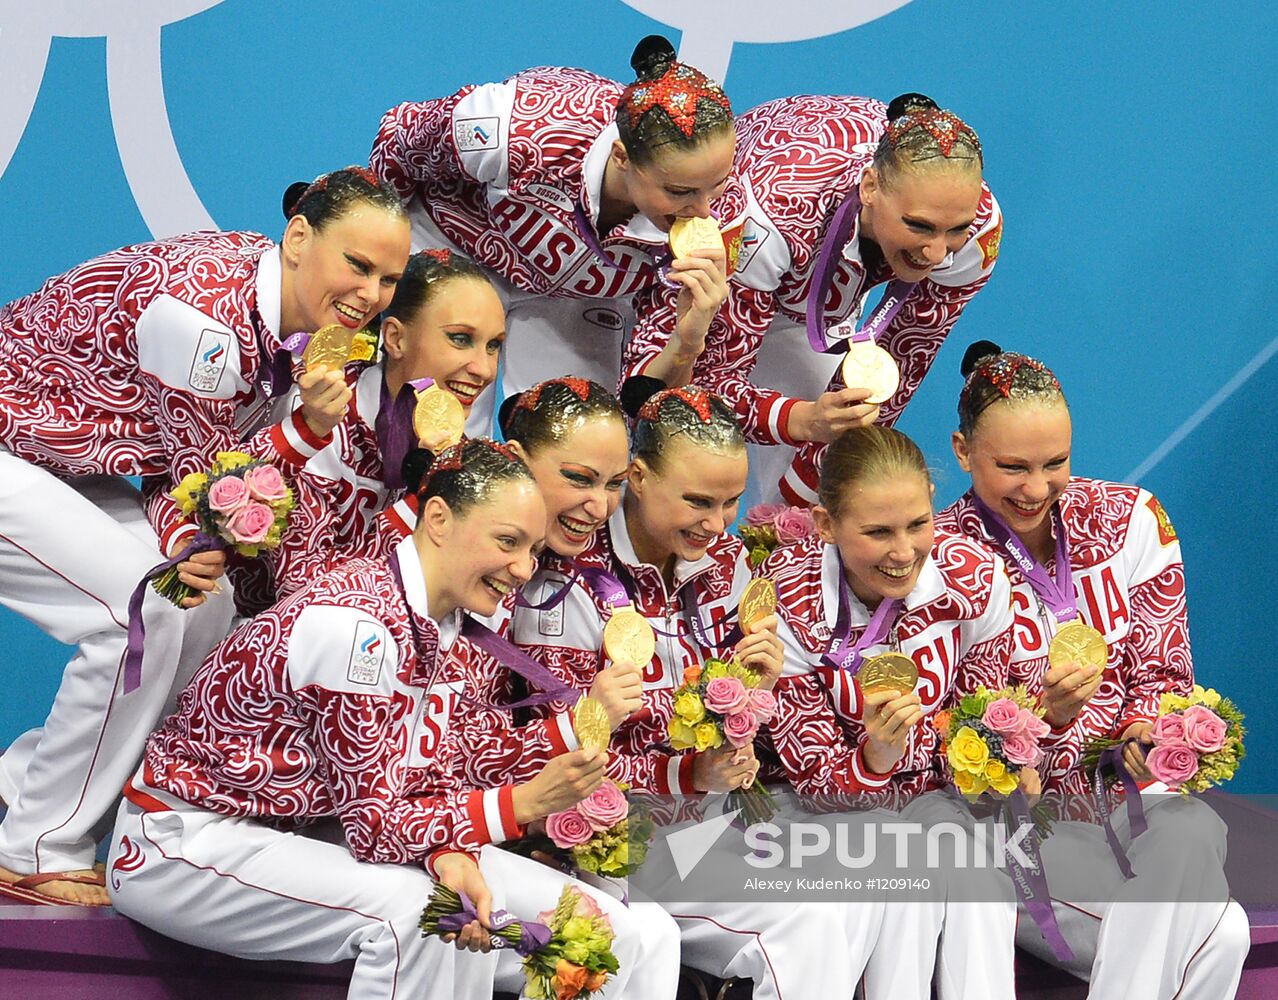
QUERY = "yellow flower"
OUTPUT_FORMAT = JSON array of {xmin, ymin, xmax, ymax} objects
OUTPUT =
[
  {"xmin": 954, "ymin": 768, "xmax": 990, "ymax": 800},
  {"xmin": 668, "ymin": 718, "xmax": 697, "ymax": 751},
  {"xmin": 693, "ymin": 722, "xmax": 723, "ymax": 752},
  {"xmin": 213, "ymin": 450, "xmax": 255, "ymax": 472},
  {"xmin": 674, "ymin": 691, "xmax": 706, "ymax": 726},
  {"xmin": 1192, "ymin": 684, "xmax": 1222, "ymax": 708},
  {"xmin": 349, "ymin": 330, "xmax": 378, "ymax": 362},
  {"xmin": 984, "ymin": 759, "xmax": 1018, "ymax": 796},
  {"xmin": 947, "ymin": 726, "xmax": 989, "ymax": 775},
  {"xmin": 1160, "ymin": 692, "xmax": 1191, "ymax": 714},
  {"xmin": 170, "ymin": 472, "xmax": 208, "ymax": 515}
]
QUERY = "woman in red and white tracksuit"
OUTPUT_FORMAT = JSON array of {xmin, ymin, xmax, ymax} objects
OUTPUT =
[
  {"xmin": 0, "ymin": 168, "xmax": 411, "ymax": 904},
  {"xmin": 108, "ymin": 439, "xmax": 678, "ymax": 1000},
  {"xmin": 488, "ymin": 384, "xmax": 885, "ymax": 1000},
  {"xmin": 256, "ymin": 249, "xmax": 506, "ymax": 609},
  {"xmin": 370, "ymin": 36, "xmax": 738, "ymax": 434},
  {"xmin": 623, "ymin": 93, "xmax": 1002, "ymax": 504},
  {"xmin": 764, "ymin": 424, "xmax": 1017, "ymax": 999},
  {"xmin": 935, "ymin": 344, "xmax": 1249, "ymax": 999}
]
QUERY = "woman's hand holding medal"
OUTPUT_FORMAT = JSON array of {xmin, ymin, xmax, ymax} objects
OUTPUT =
[
  {"xmin": 513, "ymin": 748, "xmax": 609, "ymax": 824},
  {"xmin": 1040, "ymin": 658, "xmax": 1104, "ymax": 728},
  {"xmin": 787, "ymin": 386, "xmax": 881, "ymax": 444},
  {"xmin": 861, "ymin": 687, "xmax": 924, "ymax": 775},
  {"xmin": 298, "ymin": 367, "xmax": 352, "ymax": 439},
  {"xmin": 588, "ymin": 659, "xmax": 645, "ymax": 728}
]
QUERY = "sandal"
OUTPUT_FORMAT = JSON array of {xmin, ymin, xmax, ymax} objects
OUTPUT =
[{"xmin": 0, "ymin": 866, "xmax": 109, "ymax": 906}]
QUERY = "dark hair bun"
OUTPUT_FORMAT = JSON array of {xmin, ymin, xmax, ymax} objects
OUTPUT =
[
  {"xmin": 497, "ymin": 392, "xmax": 524, "ymax": 437},
  {"xmin": 619, "ymin": 375, "xmax": 668, "ymax": 419},
  {"xmin": 282, "ymin": 180, "xmax": 311, "ymax": 219},
  {"xmin": 401, "ymin": 447, "xmax": 437, "ymax": 495},
  {"xmin": 960, "ymin": 340, "xmax": 1002, "ymax": 378},
  {"xmin": 886, "ymin": 93, "xmax": 939, "ymax": 122},
  {"xmin": 630, "ymin": 35, "xmax": 677, "ymax": 82}
]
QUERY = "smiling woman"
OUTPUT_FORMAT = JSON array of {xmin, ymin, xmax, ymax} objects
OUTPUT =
[{"xmin": 0, "ymin": 164, "xmax": 409, "ymax": 906}]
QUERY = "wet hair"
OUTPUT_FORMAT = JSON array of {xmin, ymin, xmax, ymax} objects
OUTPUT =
[
  {"xmin": 956, "ymin": 340, "xmax": 1066, "ymax": 437},
  {"xmin": 499, "ymin": 377, "xmax": 625, "ymax": 456},
  {"xmin": 383, "ymin": 249, "xmax": 493, "ymax": 323},
  {"xmin": 625, "ymin": 382, "xmax": 744, "ymax": 474},
  {"xmin": 615, "ymin": 35, "xmax": 733, "ymax": 166},
  {"xmin": 404, "ymin": 438, "xmax": 533, "ymax": 519},
  {"xmin": 281, "ymin": 166, "xmax": 406, "ymax": 230},
  {"xmin": 874, "ymin": 93, "xmax": 983, "ymax": 190},
  {"xmin": 818, "ymin": 426, "xmax": 931, "ymax": 518}
]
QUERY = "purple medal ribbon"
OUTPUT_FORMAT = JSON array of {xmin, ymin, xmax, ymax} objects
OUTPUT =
[
  {"xmin": 376, "ymin": 375, "xmax": 436, "ymax": 491},
  {"xmin": 1006, "ymin": 790, "xmax": 1074, "ymax": 962},
  {"xmin": 434, "ymin": 891, "xmax": 552, "ymax": 956},
  {"xmin": 123, "ymin": 532, "xmax": 228, "ymax": 693},
  {"xmin": 1092, "ymin": 742, "xmax": 1149, "ymax": 878},
  {"xmin": 804, "ymin": 187, "xmax": 917, "ymax": 354},
  {"xmin": 459, "ymin": 617, "xmax": 582, "ymax": 710},
  {"xmin": 820, "ymin": 566, "xmax": 902, "ymax": 675},
  {"xmin": 681, "ymin": 584, "xmax": 742, "ymax": 655},
  {"xmin": 572, "ymin": 204, "xmax": 671, "ymax": 281},
  {"xmin": 972, "ymin": 496, "xmax": 1077, "ymax": 623}
]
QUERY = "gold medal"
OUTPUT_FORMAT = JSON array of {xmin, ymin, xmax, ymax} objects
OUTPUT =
[
  {"xmin": 412, "ymin": 384, "xmax": 466, "ymax": 452},
  {"xmin": 602, "ymin": 607, "xmax": 656, "ymax": 667},
  {"xmin": 737, "ymin": 578, "xmax": 777, "ymax": 632},
  {"xmin": 1048, "ymin": 619, "xmax": 1108, "ymax": 673},
  {"xmin": 573, "ymin": 696, "xmax": 612, "ymax": 753},
  {"xmin": 302, "ymin": 324, "xmax": 356, "ymax": 373},
  {"xmin": 669, "ymin": 216, "xmax": 724, "ymax": 259},
  {"xmin": 858, "ymin": 652, "xmax": 919, "ymax": 694},
  {"xmin": 840, "ymin": 340, "xmax": 900, "ymax": 405}
]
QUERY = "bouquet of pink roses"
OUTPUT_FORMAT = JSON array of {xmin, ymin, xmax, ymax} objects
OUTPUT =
[
  {"xmin": 737, "ymin": 504, "xmax": 817, "ymax": 568},
  {"xmin": 935, "ymin": 685, "xmax": 1051, "ymax": 802},
  {"xmin": 545, "ymin": 780, "xmax": 654, "ymax": 878},
  {"xmin": 1087, "ymin": 684, "xmax": 1245, "ymax": 794},
  {"xmin": 153, "ymin": 450, "xmax": 295, "ymax": 605}
]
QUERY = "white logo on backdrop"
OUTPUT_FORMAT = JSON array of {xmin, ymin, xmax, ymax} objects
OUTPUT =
[
  {"xmin": 618, "ymin": 0, "xmax": 914, "ymax": 81},
  {"xmin": 0, "ymin": 0, "xmax": 225, "ymax": 236}
]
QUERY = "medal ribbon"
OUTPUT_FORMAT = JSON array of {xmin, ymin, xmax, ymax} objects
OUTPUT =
[
  {"xmin": 459, "ymin": 618, "xmax": 583, "ymax": 709},
  {"xmin": 971, "ymin": 496, "xmax": 1078, "ymax": 623},
  {"xmin": 123, "ymin": 533, "xmax": 227, "ymax": 693},
  {"xmin": 1006, "ymin": 790, "xmax": 1075, "ymax": 962},
  {"xmin": 805, "ymin": 187, "xmax": 917, "ymax": 354},
  {"xmin": 681, "ymin": 584, "xmax": 742, "ymax": 655},
  {"xmin": 820, "ymin": 566, "xmax": 902, "ymax": 674},
  {"xmin": 376, "ymin": 375, "xmax": 436, "ymax": 491},
  {"xmin": 433, "ymin": 891, "xmax": 552, "ymax": 956},
  {"xmin": 572, "ymin": 205, "xmax": 671, "ymax": 280},
  {"xmin": 1091, "ymin": 742, "xmax": 1149, "ymax": 878}
]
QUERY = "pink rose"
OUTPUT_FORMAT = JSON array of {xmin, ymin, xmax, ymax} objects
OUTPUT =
[
  {"xmin": 206, "ymin": 474, "xmax": 249, "ymax": 514},
  {"xmin": 225, "ymin": 501, "xmax": 275, "ymax": 545},
  {"xmin": 746, "ymin": 688, "xmax": 777, "ymax": 724},
  {"xmin": 773, "ymin": 507, "xmax": 816, "ymax": 544},
  {"xmin": 723, "ymin": 710, "xmax": 760, "ymax": 748},
  {"xmin": 1150, "ymin": 713, "xmax": 1186, "ymax": 745},
  {"xmin": 1180, "ymin": 705, "xmax": 1228, "ymax": 754},
  {"xmin": 1001, "ymin": 733, "xmax": 1042, "ymax": 767},
  {"xmin": 982, "ymin": 698, "xmax": 1023, "ymax": 736},
  {"xmin": 243, "ymin": 464, "xmax": 288, "ymax": 503},
  {"xmin": 704, "ymin": 676, "xmax": 749, "ymax": 715},
  {"xmin": 745, "ymin": 503, "xmax": 786, "ymax": 527},
  {"xmin": 1018, "ymin": 710, "xmax": 1051, "ymax": 742},
  {"xmin": 546, "ymin": 807, "xmax": 594, "ymax": 848},
  {"xmin": 1146, "ymin": 741, "xmax": 1201, "ymax": 788},
  {"xmin": 577, "ymin": 780, "xmax": 628, "ymax": 832}
]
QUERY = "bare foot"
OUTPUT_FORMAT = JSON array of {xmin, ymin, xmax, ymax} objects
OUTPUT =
[{"xmin": 0, "ymin": 864, "xmax": 110, "ymax": 905}]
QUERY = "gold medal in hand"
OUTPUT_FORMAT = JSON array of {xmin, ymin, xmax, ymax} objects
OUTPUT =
[
  {"xmin": 573, "ymin": 695, "xmax": 612, "ymax": 754},
  {"xmin": 669, "ymin": 216, "xmax": 725, "ymax": 259},
  {"xmin": 412, "ymin": 384, "xmax": 466, "ymax": 452},
  {"xmin": 858, "ymin": 652, "xmax": 919, "ymax": 695},
  {"xmin": 602, "ymin": 606, "xmax": 656, "ymax": 667},
  {"xmin": 1048, "ymin": 619, "xmax": 1108, "ymax": 673},
  {"xmin": 737, "ymin": 578, "xmax": 777, "ymax": 631},
  {"xmin": 840, "ymin": 340, "xmax": 900, "ymax": 404},
  {"xmin": 302, "ymin": 324, "xmax": 356, "ymax": 373}
]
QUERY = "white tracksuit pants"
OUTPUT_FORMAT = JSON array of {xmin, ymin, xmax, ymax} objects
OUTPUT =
[
  {"xmin": 0, "ymin": 452, "xmax": 232, "ymax": 872},
  {"xmin": 108, "ymin": 797, "xmax": 681, "ymax": 1000},
  {"xmin": 1016, "ymin": 791, "xmax": 1249, "ymax": 999}
]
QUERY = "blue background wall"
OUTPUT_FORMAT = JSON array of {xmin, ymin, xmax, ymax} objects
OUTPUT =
[{"xmin": 0, "ymin": 1, "xmax": 1273, "ymax": 790}]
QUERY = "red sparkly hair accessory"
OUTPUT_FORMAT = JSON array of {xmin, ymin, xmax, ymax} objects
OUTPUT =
[
  {"xmin": 959, "ymin": 353, "xmax": 1060, "ymax": 413},
  {"xmin": 345, "ymin": 165, "xmax": 380, "ymax": 188},
  {"xmin": 639, "ymin": 385, "xmax": 714, "ymax": 424},
  {"xmin": 620, "ymin": 63, "xmax": 731, "ymax": 138},
  {"xmin": 429, "ymin": 442, "xmax": 465, "ymax": 475},
  {"xmin": 418, "ymin": 248, "xmax": 452, "ymax": 266},
  {"xmin": 884, "ymin": 108, "xmax": 982, "ymax": 159},
  {"xmin": 515, "ymin": 377, "xmax": 593, "ymax": 414}
]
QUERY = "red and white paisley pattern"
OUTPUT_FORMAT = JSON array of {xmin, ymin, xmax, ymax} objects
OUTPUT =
[
  {"xmin": 935, "ymin": 478, "xmax": 1194, "ymax": 806},
  {"xmin": 143, "ymin": 552, "xmax": 505, "ymax": 864},
  {"xmin": 0, "ymin": 232, "xmax": 305, "ymax": 545},
  {"xmin": 763, "ymin": 530, "xmax": 1013, "ymax": 809}
]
